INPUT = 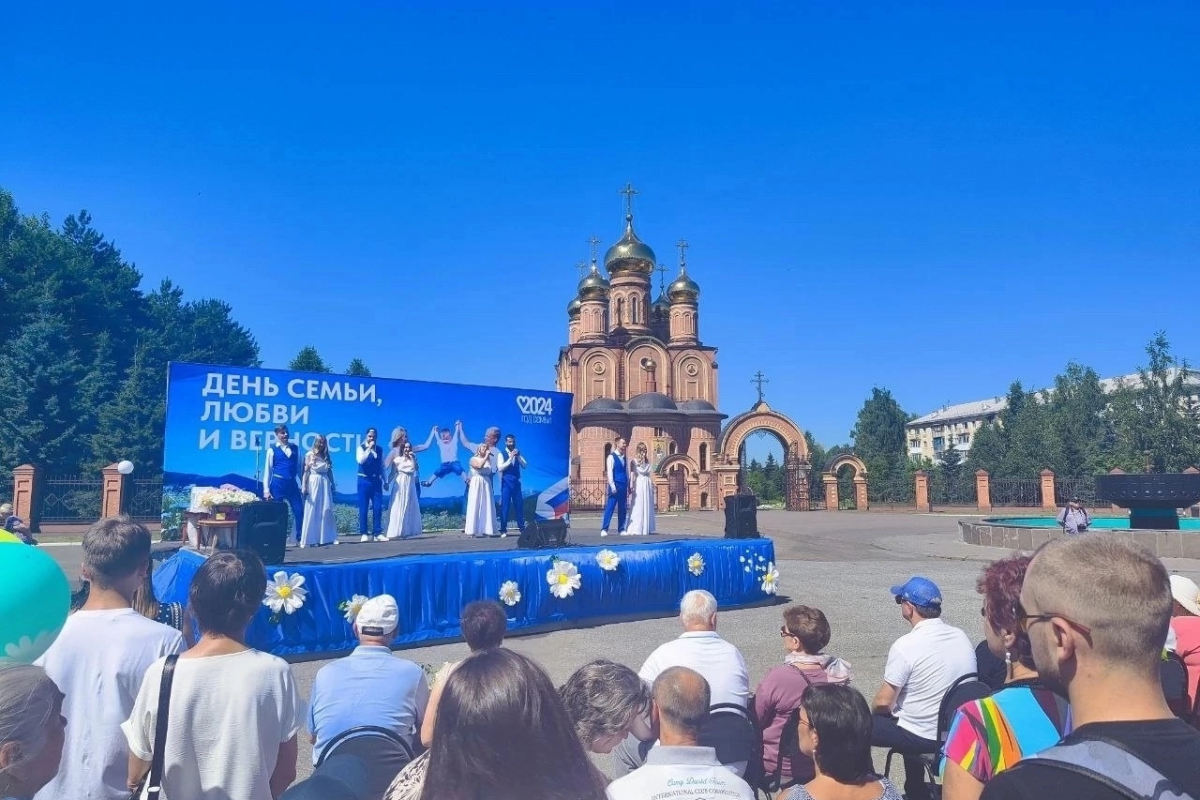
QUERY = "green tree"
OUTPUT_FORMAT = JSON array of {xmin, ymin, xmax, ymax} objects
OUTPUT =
[
  {"xmin": 346, "ymin": 359, "xmax": 372, "ymax": 377},
  {"xmin": 0, "ymin": 300, "xmax": 87, "ymax": 472},
  {"xmin": 289, "ymin": 346, "xmax": 331, "ymax": 373},
  {"xmin": 762, "ymin": 452, "xmax": 780, "ymax": 502},
  {"xmin": 91, "ymin": 345, "xmax": 162, "ymax": 471},
  {"xmin": 965, "ymin": 420, "xmax": 1006, "ymax": 475},
  {"xmin": 1044, "ymin": 362, "xmax": 1112, "ymax": 476},
  {"xmin": 1108, "ymin": 332, "xmax": 1200, "ymax": 472},
  {"xmin": 850, "ymin": 387, "xmax": 911, "ymax": 484}
]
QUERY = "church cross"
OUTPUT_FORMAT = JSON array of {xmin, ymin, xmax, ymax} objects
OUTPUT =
[
  {"xmin": 576, "ymin": 261, "xmax": 588, "ymax": 279},
  {"xmin": 752, "ymin": 371, "xmax": 769, "ymax": 403},
  {"xmin": 655, "ymin": 263, "xmax": 669, "ymax": 292},
  {"xmin": 676, "ymin": 239, "xmax": 689, "ymax": 268},
  {"xmin": 619, "ymin": 183, "xmax": 639, "ymax": 216},
  {"xmin": 587, "ymin": 235, "xmax": 601, "ymax": 264}
]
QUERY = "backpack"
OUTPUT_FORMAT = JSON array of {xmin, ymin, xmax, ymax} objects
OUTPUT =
[{"xmin": 1019, "ymin": 736, "xmax": 1194, "ymax": 800}]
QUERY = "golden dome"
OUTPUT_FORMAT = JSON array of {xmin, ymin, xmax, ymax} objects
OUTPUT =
[
  {"xmin": 577, "ymin": 262, "xmax": 611, "ymax": 300},
  {"xmin": 567, "ymin": 295, "xmax": 582, "ymax": 318},
  {"xmin": 604, "ymin": 215, "xmax": 656, "ymax": 275},
  {"xmin": 667, "ymin": 266, "xmax": 700, "ymax": 302}
]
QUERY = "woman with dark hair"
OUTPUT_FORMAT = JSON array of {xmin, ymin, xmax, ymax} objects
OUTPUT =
[
  {"xmin": 787, "ymin": 684, "xmax": 901, "ymax": 800},
  {"xmin": 122, "ymin": 550, "xmax": 301, "ymax": 800},
  {"xmin": 559, "ymin": 659, "xmax": 653, "ymax": 754},
  {"xmin": 756, "ymin": 605, "xmax": 852, "ymax": 789},
  {"xmin": 939, "ymin": 555, "xmax": 1070, "ymax": 800},
  {"xmin": 418, "ymin": 648, "xmax": 606, "ymax": 800}
]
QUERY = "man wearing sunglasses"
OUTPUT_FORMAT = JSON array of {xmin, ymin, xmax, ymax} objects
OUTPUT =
[
  {"xmin": 982, "ymin": 534, "xmax": 1200, "ymax": 800},
  {"xmin": 870, "ymin": 576, "xmax": 976, "ymax": 800}
]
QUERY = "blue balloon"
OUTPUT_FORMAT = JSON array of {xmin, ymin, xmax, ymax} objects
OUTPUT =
[{"xmin": 0, "ymin": 543, "xmax": 70, "ymax": 663}]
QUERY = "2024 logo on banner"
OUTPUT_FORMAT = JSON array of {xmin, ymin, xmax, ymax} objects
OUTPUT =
[{"xmin": 516, "ymin": 395, "xmax": 553, "ymax": 424}]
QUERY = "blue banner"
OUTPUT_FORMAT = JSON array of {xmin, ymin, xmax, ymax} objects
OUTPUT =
[{"xmin": 162, "ymin": 363, "xmax": 572, "ymax": 535}]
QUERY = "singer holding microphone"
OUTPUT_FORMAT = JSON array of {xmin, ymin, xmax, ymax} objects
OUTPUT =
[
  {"xmin": 356, "ymin": 427, "xmax": 385, "ymax": 543},
  {"xmin": 498, "ymin": 434, "xmax": 528, "ymax": 536}
]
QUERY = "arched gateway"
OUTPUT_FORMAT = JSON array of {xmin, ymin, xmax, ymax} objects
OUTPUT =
[
  {"xmin": 822, "ymin": 453, "xmax": 869, "ymax": 511},
  {"xmin": 714, "ymin": 400, "xmax": 812, "ymax": 511}
]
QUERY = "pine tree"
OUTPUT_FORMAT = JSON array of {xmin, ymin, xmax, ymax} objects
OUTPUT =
[
  {"xmin": 346, "ymin": 358, "xmax": 372, "ymax": 377},
  {"xmin": 289, "ymin": 346, "xmax": 331, "ymax": 373},
  {"xmin": 91, "ymin": 344, "xmax": 162, "ymax": 472}
]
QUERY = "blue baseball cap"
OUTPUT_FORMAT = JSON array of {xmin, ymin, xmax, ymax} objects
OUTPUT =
[{"xmin": 890, "ymin": 576, "xmax": 943, "ymax": 609}]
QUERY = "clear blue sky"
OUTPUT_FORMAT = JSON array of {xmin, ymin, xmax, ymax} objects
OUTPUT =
[{"xmin": 3, "ymin": 1, "xmax": 1197, "ymax": 451}]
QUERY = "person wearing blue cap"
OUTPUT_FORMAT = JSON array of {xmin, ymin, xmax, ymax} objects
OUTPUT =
[{"xmin": 869, "ymin": 576, "xmax": 976, "ymax": 800}]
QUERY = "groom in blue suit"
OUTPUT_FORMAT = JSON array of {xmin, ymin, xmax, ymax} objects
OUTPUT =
[{"xmin": 600, "ymin": 437, "xmax": 629, "ymax": 537}]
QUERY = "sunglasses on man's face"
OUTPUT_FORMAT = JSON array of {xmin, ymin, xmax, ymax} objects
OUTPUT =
[
  {"xmin": 780, "ymin": 625, "xmax": 797, "ymax": 638},
  {"xmin": 1013, "ymin": 600, "xmax": 1092, "ymax": 637}
]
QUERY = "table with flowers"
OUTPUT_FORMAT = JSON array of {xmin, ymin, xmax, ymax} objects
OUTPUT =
[{"xmin": 186, "ymin": 485, "xmax": 260, "ymax": 552}]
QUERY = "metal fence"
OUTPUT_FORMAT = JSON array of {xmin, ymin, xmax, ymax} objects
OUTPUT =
[
  {"xmin": 569, "ymin": 479, "xmax": 610, "ymax": 511},
  {"xmin": 871, "ymin": 478, "xmax": 916, "ymax": 509},
  {"xmin": 807, "ymin": 478, "xmax": 826, "ymax": 511},
  {"xmin": 929, "ymin": 473, "xmax": 978, "ymax": 507},
  {"xmin": 40, "ymin": 474, "xmax": 103, "ymax": 523},
  {"xmin": 990, "ymin": 478, "xmax": 1043, "ymax": 508},
  {"xmin": 127, "ymin": 476, "xmax": 165, "ymax": 522},
  {"xmin": 1054, "ymin": 476, "xmax": 1101, "ymax": 506}
]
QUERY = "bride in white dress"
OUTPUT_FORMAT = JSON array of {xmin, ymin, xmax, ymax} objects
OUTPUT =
[
  {"xmin": 626, "ymin": 442, "xmax": 656, "ymax": 536},
  {"xmin": 300, "ymin": 435, "xmax": 339, "ymax": 547},
  {"xmin": 386, "ymin": 441, "xmax": 423, "ymax": 539},
  {"xmin": 464, "ymin": 444, "xmax": 496, "ymax": 538}
]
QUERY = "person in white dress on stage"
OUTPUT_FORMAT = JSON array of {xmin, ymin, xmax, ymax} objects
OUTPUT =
[
  {"xmin": 464, "ymin": 443, "xmax": 498, "ymax": 538},
  {"xmin": 300, "ymin": 435, "xmax": 339, "ymax": 547},
  {"xmin": 386, "ymin": 441, "xmax": 423, "ymax": 539},
  {"xmin": 626, "ymin": 442, "xmax": 656, "ymax": 536}
]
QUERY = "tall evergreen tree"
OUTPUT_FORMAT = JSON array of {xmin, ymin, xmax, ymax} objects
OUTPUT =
[
  {"xmin": 850, "ymin": 387, "xmax": 910, "ymax": 482},
  {"xmin": 91, "ymin": 344, "xmax": 161, "ymax": 471},
  {"xmin": 346, "ymin": 359, "xmax": 372, "ymax": 377},
  {"xmin": 289, "ymin": 346, "xmax": 331, "ymax": 373}
]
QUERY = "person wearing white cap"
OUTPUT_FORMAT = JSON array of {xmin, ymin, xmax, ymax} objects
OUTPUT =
[
  {"xmin": 307, "ymin": 594, "xmax": 430, "ymax": 766},
  {"xmin": 1169, "ymin": 575, "xmax": 1200, "ymax": 698}
]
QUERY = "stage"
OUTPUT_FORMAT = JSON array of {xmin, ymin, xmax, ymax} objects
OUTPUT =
[{"xmin": 153, "ymin": 529, "xmax": 779, "ymax": 659}]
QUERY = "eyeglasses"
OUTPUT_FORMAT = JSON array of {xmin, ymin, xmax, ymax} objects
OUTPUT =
[
  {"xmin": 894, "ymin": 595, "xmax": 906, "ymax": 605},
  {"xmin": 1014, "ymin": 601, "xmax": 1092, "ymax": 637},
  {"xmin": 780, "ymin": 625, "xmax": 797, "ymax": 638},
  {"xmin": 980, "ymin": 606, "xmax": 987, "ymax": 617}
]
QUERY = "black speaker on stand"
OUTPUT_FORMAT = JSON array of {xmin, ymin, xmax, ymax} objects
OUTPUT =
[
  {"xmin": 517, "ymin": 518, "xmax": 570, "ymax": 550},
  {"xmin": 237, "ymin": 501, "xmax": 289, "ymax": 564},
  {"xmin": 723, "ymin": 494, "xmax": 760, "ymax": 539}
]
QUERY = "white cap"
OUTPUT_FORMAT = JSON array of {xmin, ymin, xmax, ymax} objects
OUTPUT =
[
  {"xmin": 1170, "ymin": 575, "xmax": 1200, "ymax": 618},
  {"xmin": 356, "ymin": 594, "xmax": 399, "ymax": 636}
]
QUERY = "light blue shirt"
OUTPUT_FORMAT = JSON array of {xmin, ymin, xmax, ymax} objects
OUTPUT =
[{"xmin": 307, "ymin": 645, "xmax": 430, "ymax": 764}]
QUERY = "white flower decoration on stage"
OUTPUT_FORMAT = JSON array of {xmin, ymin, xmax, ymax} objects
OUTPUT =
[
  {"xmin": 761, "ymin": 562, "xmax": 780, "ymax": 595},
  {"xmin": 499, "ymin": 580, "xmax": 522, "ymax": 607},
  {"xmin": 339, "ymin": 594, "xmax": 369, "ymax": 623},
  {"xmin": 263, "ymin": 571, "xmax": 308, "ymax": 615},
  {"xmin": 687, "ymin": 553, "xmax": 705, "ymax": 577},
  {"xmin": 596, "ymin": 549, "xmax": 621, "ymax": 571},
  {"xmin": 547, "ymin": 560, "xmax": 582, "ymax": 599}
]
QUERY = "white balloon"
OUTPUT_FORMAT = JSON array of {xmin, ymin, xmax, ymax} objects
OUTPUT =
[{"xmin": 117, "ymin": 460, "xmax": 135, "ymax": 475}]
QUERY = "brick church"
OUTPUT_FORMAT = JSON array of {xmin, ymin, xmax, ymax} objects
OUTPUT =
[{"xmin": 555, "ymin": 190, "xmax": 728, "ymax": 512}]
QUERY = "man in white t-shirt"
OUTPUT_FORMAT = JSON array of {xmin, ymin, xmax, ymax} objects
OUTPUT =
[
  {"xmin": 613, "ymin": 590, "xmax": 750, "ymax": 776},
  {"xmin": 870, "ymin": 576, "xmax": 976, "ymax": 800},
  {"xmin": 35, "ymin": 517, "xmax": 185, "ymax": 800},
  {"xmin": 607, "ymin": 667, "xmax": 754, "ymax": 800}
]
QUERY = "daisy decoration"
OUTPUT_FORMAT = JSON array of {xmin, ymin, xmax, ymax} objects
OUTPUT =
[
  {"xmin": 687, "ymin": 552, "xmax": 705, "ymax": 577},
  {"xmin": 338, "ymin": 594, "xmax": 369, "ymax": 623},
  {"xmin": 263, "ymin": 571, "xmax": 308, "ymax": 616},
  {"xmin": 546, "ymin": 560, "xmax": 582, "ymax": 599},
  {"xmin": 761, "ymin": 562, "xmax": 780, "ymax": 595},
  {"xmin": 499, "ymin": 580, "xmax": 522, "ymax": 607},
  {"xmin": 596, "ymin": 549, "xmax": 621, "ymax": 571}
]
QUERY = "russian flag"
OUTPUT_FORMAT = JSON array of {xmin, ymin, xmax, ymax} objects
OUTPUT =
[{"xmin": 536, "ymin": 477, "xmax": 571, "ymax": 521}]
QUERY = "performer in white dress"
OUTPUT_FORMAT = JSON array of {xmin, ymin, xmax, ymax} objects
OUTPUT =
[
  {"xmin": 300, "ymin": 435, "xmax": 339, "ymax": 547},
  {"xmin": 386, "ymin": 442, "xmax": 424, "ymax": 539},
  {"xmin": 464, "ymin": 443, "xmax": 497, "ymax": 538},
  {"xmin": 626, "ymin": 442, "xmax": 657, "ymax": 536}
]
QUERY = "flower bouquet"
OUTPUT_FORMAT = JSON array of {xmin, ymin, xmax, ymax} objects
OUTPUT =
[{"xmin": 197, "ymin": 484, "xmax": 259, "ymax": 520}]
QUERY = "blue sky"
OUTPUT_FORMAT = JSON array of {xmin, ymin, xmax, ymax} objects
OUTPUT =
[{"xmin": 3, "ymin": 1, "xmax": 1197, "ymax": 452}]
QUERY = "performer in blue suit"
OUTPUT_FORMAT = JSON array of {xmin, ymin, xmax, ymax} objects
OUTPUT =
[
  {"xmin": 498, "ymin": 433, "xmax": 528, "ymax": 535},
  {"xmin": 600, "ymin": 437, "xmax": 629, "ymax": 537},
  {"xmin": 264, "ymin": 424, "xmax": 304, "ymax": 543},
  {"xmin": 356, "ymin": 427, "xmax": 384, "ymax": 543}
]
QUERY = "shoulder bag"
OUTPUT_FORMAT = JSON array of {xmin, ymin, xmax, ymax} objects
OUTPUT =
[{"xmin": 130, "ymin": 654, "xmax": 180, "ymax": 800}]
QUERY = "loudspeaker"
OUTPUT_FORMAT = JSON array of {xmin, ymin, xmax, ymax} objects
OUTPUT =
[
  {"xmin": 237, "ymin": 501, "xmax": 289, "ymax": 564},
  {"xmin": 723, "ymin": 495, "xmax": 760, "ymax": 539},
  {"xmin": 517, "ymin": 518, "xmax": 569, "ymax": 550}
]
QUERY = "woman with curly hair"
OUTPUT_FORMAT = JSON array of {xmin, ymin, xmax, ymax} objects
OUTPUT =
[{"xmin": 939, "ymin": 554, "xmax": 1070, "ymax": 800}]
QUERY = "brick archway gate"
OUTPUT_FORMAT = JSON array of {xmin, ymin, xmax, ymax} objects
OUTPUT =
[
  {"xmin": 823, "ymin": 453, "xmax": 870, "ymax": 511},
  {"xmin": 714, "ymin": 400, "xmax": 812, "ymax": 511}
]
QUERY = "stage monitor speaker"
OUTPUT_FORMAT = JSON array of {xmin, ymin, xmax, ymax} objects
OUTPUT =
[
  {"xmin": 723, "ymin": 495, "xmax": 760, "ymax": 539},
  {"xmin": 517, "ymin": 518, "xmax": 569, "ymax": 550},
  {"xmin": 237, "ymin": 501, "xmax": 288, "ymax": 564}
]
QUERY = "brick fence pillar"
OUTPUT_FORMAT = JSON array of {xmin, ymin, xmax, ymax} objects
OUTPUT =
[
  {"xmin": 975, "ymin": 469, "xmax": 992, "ymax": 513},
  {"xmin": 915, "ymin": 470, "xmax": 930, "ymax": 513},
  {"xmin": 853, "ymin": 476, "xmax": 868, "ymax": 511},
  {"xmin": 101, "ymin": 463, "xmax": 127, "ymax": 519},
  {"xmin": 822, "ymin": 473, "xmax": 839, "ymax": 511},
  {"xmin": 12, "ymin": 464, "xmax": 40, "ymax": 532},
  {"xmin": 1040, "ymin": 469, "xmax": 1056, "ymax": 511}
]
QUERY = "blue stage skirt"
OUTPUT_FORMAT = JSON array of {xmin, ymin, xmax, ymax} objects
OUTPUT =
[{"xmin": 154, "ymin": 537, "xmax": 778, "ymax": 658}]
